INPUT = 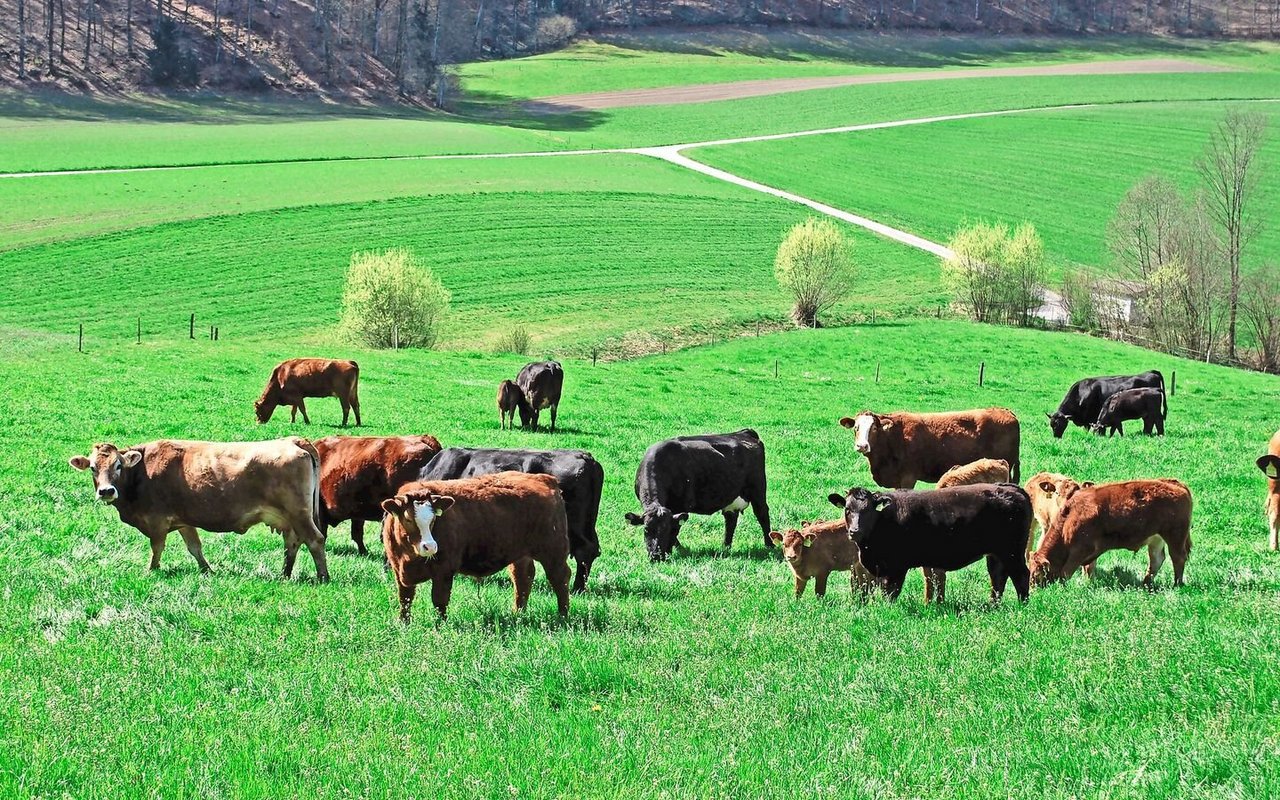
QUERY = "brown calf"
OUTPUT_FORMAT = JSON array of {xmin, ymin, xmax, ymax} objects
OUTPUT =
[
  {"xmin": 1255, "ymin": 429, "xmax": 1280, "ymax": 552},
  {"xmin": 497, "ymin": 380, "xmax": 526, "ymax": 431},
  {"xmin": 255, "ymin": 358, "xmax": 361, "ymax": 426},
  {"xmin": 381, "ymin": 471, "xmax": 571, "ymax": 622},
  {"xmin": 315, "ymin": 434, "xmax": 443, "ymax": 555},
  {"xmin": 770, "ymin": 520, "xmax": 875, "ymax": 599},
  {"xmin": 1030, "ymin": 479, "xmax": 1192, "ymax": 588}
]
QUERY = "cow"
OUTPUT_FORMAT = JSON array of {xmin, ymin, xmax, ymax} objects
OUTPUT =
[
  {"xmin": 1047, "ymin": 370, "xmax": 1164, "ymax": 438},
  {"xmin": 625, "ymin": 429, "xmax": 771, "ymax": 562},
  {"xmin": 923, "ymin": 457, "xmax": 1014, "ymax": 602},
  {"xmin": 67, "ymin": 438, "xmax": 329, "ymax": 581},
  {"xmin": 516, "ymin": 360, "xmax": 563, "ymax": 432},
  {"xmin": 1029, "ymin": 479, "xmax": 1192, "ymax": 588},
  {"xmin": 1025, "ymin": 472, "xmax": 1084, "ymax": 558},
  {"xmin": 828, "ymin": 484, "xmax": 1031, "ymax": 603},
  {"xmin": 769, "ymin": 520, "xmax": 875, "ymax": 599},
  {"xmin": 314, "ymin": 434, "xmax": 443, "ymax": 555},
  {"xmin": 936, "ymin": 458, "xmax": 1011, "ymax": 489},
  {"xmin": 839, "ymin": 408, "xmax": 1020, "ymax": 490},
  {"xmin": 255, "ymin": 358, "xmax": 361, "ymax": 427},
  {"xmin": 1091, "ymin": 388, "xmax": 1166, "ymax": 437},
  {"xmin": 1254, "ymin": 429, "xmax": 1280, "ymax": 551},
  {"xmin": 497, "ymin": 380, "xmax": 527, "ymax": 431},
  {"xmin": 381, "ymin": 472, "xmax": 571, "ymax": 622},
  {"xmin": 419, "ymin": 447, "xmax": 603, "ymax": 592}
]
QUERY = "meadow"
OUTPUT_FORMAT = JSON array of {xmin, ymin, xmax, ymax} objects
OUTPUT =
[{"xmin": 4, "ymin": 31, "xmax": 1280, "ymax": 800}]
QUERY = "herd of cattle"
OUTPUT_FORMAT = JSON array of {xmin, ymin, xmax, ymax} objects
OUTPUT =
[{"xmin": 66, "ymin": 359, "xmax": 1277, "ymax": 622}]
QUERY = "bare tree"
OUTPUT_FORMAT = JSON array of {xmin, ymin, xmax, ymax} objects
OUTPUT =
[
  {"xmin": 1242, "ymin": 264, "xmax": 1280, "ymax": 371},
  {"xmin": 1107, "ymin": 173, "xmax": 1185, "ymax": 284},
  {"xmin": 17, "ymin": 0, "xmax": 27, "ymax": 78},
  {"xmin": 1196, "ymin": 108, "xmax": 1268, "ymax": 360}
]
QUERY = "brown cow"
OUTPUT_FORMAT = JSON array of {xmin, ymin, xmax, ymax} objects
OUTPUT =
[
  {"xmin": 937, "ymin": 458, "xmax": 1011, "ymax": 489},
  {"xmin": 381, "ymin": 472, "xmax": 571, "ymax": 622},
  {"xmin": 1254, "ymin": 429, "xmax": 1280, "ymax": 552},
  {"xmin": 840, "ymin": 408, "xmax": 1020, "ymax": 490},
  {"xmin": 315, "ymin": 435, "xmax": 443, "ymax": 555},
  {"xmin": 1029, "ymin": 479, "xmax": 1192, "ymax": 588},
  {"xmin": 255, "ymin": 358, "xmax": 361, "ymax": 426},
  {"xmin": 769, "ymin": 520, "xmax": 875, "ymax": 599},
  {"xmin": 68, "ymin": 438, "xmax": 328, "ymax": 580},
  {"xmin": 497, "ymin": 380, "xmax": 527, "ymax": 431}
]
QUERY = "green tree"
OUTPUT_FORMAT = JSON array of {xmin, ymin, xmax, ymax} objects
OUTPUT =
[
  {"xmin": 773, "ymin": 218, "xmax": 856, "ymax": 328},
  {"xmin": 339, "ymin": 247, "xmax": 450, "ymax": 349}
]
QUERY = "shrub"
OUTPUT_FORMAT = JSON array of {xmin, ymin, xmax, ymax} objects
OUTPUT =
[
  {"xmin": 943, "ymin": 221, "xmax": 1046, "ymax": 326},
  {"xmin": 339, "ymin": 248, "xmax": 450, "ymax": 349},
  {"xmin": 147, "ymin": 18, "xmax": 199, "ymax": 87},
  {"xmin": 534, "ymin": 15, "xmax": 578, "ymax": 51},
  {"xmin": 494, "ymin": 324, "xmax": 532, "ymax": 355},
  {"xmin": 774, "ymin": 218, "xmax": 856, "ymax": 328}
]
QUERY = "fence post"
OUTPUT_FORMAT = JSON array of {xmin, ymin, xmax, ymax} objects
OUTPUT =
[
  {"xmin": 137, "ymin": 317, "xmax": 141, "ymax": 345},
  {"xmin": 875, "ymin": 362, "xmax": 880, "ymax": 384},
  {"xmin": 214, "ymin": 327, "xmax": 219, "ymax": 342},
  {"xmin": 78, "ymin": 323, "xmax": 83, "ymax": 353},
  {"xmin": 1170, "ymin": 371, "xmax": 1176, "ymax": 397},
  {"xmin": 190, "ymin": 314, "xmax": 195, "ymax": 339},
  {"xmin": 979, "ymin": 361, "xmax": 985, "ymax": 387},
  {"xmin": 592, "ymin": 348, "xmax": 598, "ymax": 367},
  {"xmin": 774, "ymin": 359, "xmax": 778, "ymax": 379},
  {"xmin": 209, "ymin": 325, "xmax": 214, "ymax": 340}
]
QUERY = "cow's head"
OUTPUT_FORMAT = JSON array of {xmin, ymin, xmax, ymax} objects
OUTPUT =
[
  {"xmin": 1028, "ymin": 551, "xmax": 1058, "ymax": 587},
  {"xmin": 840, "ymin": 411, "xmax": 891, "ymax": 456},
  {"xmin": 1046, "ymin": 412, "xmax": 1069, "ymax": 439},
  {"xmin": 625, "ymin": 507, "xmax": 688, "ymax": 562},
  {"xmin": 769, "ymin": 528, "xmax": 816, "ymax": 566},
  {"xmin": 1256, "ymin": 455, "xmax": 1280, "ymax": 480},
  {"xmin": 381, "ymin": 493, "xmax": 456, "ymax": 559},
  {"xmin": 828, "ymin": 487, "xmax": 891, "ymax": 544},
  {"xmin": 68, "ymin": 443, "xmax": 142, "ymax": 504}
]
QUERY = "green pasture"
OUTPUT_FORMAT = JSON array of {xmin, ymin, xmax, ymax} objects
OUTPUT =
[
  {"xmin": 1, "ymin": 320, "xmax": 1278, "ymax": 798},
  {"xmin": 693, "ymin": 100, "xmax": 1280, "ymax": 272}
]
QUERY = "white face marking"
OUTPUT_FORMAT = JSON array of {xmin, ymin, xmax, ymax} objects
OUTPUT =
[
  {"xmin": 853, "ymin": 414, "xmax": 875, "ymax": 454},
  {"xmin": 723, "ymin": 496, "xmax": 749, "ymax": 513},
  {"xmin": 412, "ymin": 501, "xmax": 439, "ymax": 559}
]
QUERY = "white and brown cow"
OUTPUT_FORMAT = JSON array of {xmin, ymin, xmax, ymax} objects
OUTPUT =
[
  {"xmin": 68, "ymin": 438, "xmax": 329, "ymax": 580},
  {"xmin": 1255, "ymin": 428, "xmax": 1280, "ymax": 552},
  {"xmin": 839, "ymin": 408, "xmax": 1021, "ymax": 490}
]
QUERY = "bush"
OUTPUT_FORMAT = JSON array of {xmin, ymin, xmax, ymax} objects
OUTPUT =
[
  {"xmin": 494, "ymin": 324, "xmax": 532, "ymax": 355},
  {"xmin": 774, "ymin": 218, "xmax": 856, "ymax": 328},
  {"xmin": 534, "ymin": 15, "xmax": 578, "ymax": 50},
  {"xmin": 147, "ymin": 18, "xmax": 199, "ymax": 87},
  {"xmin": 943, "ymin": 221, "xmax": 1046, "ymax": 326},
  {"xmin": 339, "ymin": 248, "xmax": 450, "ymax": 349}
]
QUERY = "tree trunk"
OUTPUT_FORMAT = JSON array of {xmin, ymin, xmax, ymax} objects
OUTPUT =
[
  {"xmin": 46, "ymin": 0, "xmax": 56, "ymax": 75},
  {"xmin": 17, "ymin": 0, "xmax": 26, "ymax": 79},
  {"xmin": 213, "ymin": 0, "xmax": 221, "ymax": 62},
  {"xmin": 125, "ymin": 0, "xmax": 132, "ymax": 56},
  {"xmin": 82, "ymin": 0, "xmax": 92, "ymax": 70}
]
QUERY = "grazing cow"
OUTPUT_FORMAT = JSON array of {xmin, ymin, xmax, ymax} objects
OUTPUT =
[
  {"xmin": 839, "ymin": 408, "xmax": 1020, "ymax": 489},
  {"xmin": 923, "ymin": 457, "xmax": 1014, "ymax": 603},
  {"xmin": 1091, "ymin": 388, "xmax": 1166, "ymax": 437},
  {"xmin": 1254, "ymin": 429, "xmax": 1280, "ymax": 551},
  {"xmin": 516, "ymin": 361, "xmax": 564, "ymax": 432},
  {"xmin": 381, "ymin": 472, "xmax": 571, "ymax": 622},
  {"xmin": 1029, "ymin": 479, "xmax": 1192, "ymax": 588},
  {"xmin": 769, "ymin": 520, "xmax": 875, "ymax": 599},
  {"xmin": 625, "ymin": 429, "xmax": 771, "ymax": 561},
  {"xmin": 419, "ymin": 447, "xmax": 603, "ymax": 592},
  {"xmin": 1025, "ymin": 472, "xmax": 1085, "ymax": 557},
  {"xmin": 936, "ymin": 458, "xmax": 1011, "ymax": 489},
  {"xmin": 497, "ymin": 380, "xmax": 527, "ymax": 431},
  {"xmin": 255, "ymin": 358, "xmax": 361, "ymax": 427},
  {"xmin": 828, "ymin": 484, "xmax": 1032, "ymax": 603},
  {"xmin": 68, "ymin": 438, "xmax": 328, "ymax": 580},
  {"xmin": 1047, "ymin": 370, "xmax": 1164, "ymax": 438},
  {"xmin": 314, "ymin": 435, "xmax": 444, "ymax": 555}
]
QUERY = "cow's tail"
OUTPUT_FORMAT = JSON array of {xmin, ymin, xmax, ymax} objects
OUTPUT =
[
  {"xmin": 294, "ymin": 437, "xmax": 322, "ymax": 528},
  {"xmin": 1157, "ymin": 370, "xmax": 1168, "ymax": 419}
]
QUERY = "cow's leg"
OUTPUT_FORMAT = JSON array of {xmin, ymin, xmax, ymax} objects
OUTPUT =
[
  {"xmin": 289, "ymin": 404, "xmax": 298, "ymax": 423},
  {"xmin": 814, "ymin": 572, "xmax": 830, "ymax": 598},
  {"xmin": 923, "ymin": 568, "xmax": 945, "ymax": 603},
  {"xmin": 301, "ymin": 520, "xmax": 330, "ymax": 583},
  {"xmin": 431, "ymin": 574, "xmax": 454, "ymax": 619},
  {"xmin": 550, "ymin": 404, "xmax": 557, "ymax": 433},
  {"xmin": 338, "ymin": 395, "xmax": 351, "ymax": 427},
  {"xmin": 880, "ymin": 571, "xmax": 907, "ymax": 601},
  {"xmin": 351, "ymin": 388, "xmax": 361, "ymax": 427},
  {"xmin": 1001, "ymin": 553, "xmax": 1030, "ymax": 602},
  {"xmin": 298, "ymin": 399, "xmax": 311, "ymax": 425},
  {"xmin": 571, "ymin": 556, "xmax": 592, "ymax": 594},
  {"xmin": 178, "ymin": 526, "xmax": 212, "ymax": 573},
  {"xmin": 397, "ymin": 580, "xmax": 417, "ymax": 623},
  {"xmin": 986, "ymin": 555, "xmax": 1009, "ymax": 602},
  {"xmin": 794, "ymin": 574, "xmax": 808, "ymax": 597},
  {"xmin": 510, "ymin": 558, "xmax": 534, "ymax": 612},
  {"xmin": 1168, "ymin": 531, "xmax": 1190, "ymax": 587},
  {"xmin": 1156, "ymin": 415, "xmax": 1164, "ymax": 436},
  {"xmin": 282, "ymin": 529, "xmax": 300, "ymax": 578},
  {"xmin": 752, "ymin": 498, "xmax": 773, "ymax": 549},
  {"xmin": 1116, "ymin": 422, "xmax": 1124, "ymax": 438},
  {"xmin": 1144, "ymin": 536, "xmax": 1168, "ymax": 589},
  {"xmin": 1269, "ymin": 502, "xmax": 1280, "ymax": 552},
  {"xmin": 146, "ymin": 531, "xmax": 166, "ymax": 571},
  {"xmin": 541, "ymin": 556, "xmax": 572, "ymax": 616},
  {"xmin": 722, "ymin": 511, "xmax": 739, "ymax": 549},
  {"xmin": 351, "ymin": 517, "xmax": 368, "ymax": 556}
]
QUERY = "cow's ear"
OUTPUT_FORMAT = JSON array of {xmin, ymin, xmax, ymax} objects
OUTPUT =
[
  {"xmin": 68, "ymin": 456, "xmax": 91, "ymax": 471},
  {"xmin": 1038, "ymin": 481, "xmax": 1056, "ymax": 495},
  {"xmin": 872, "ymin": 495, "xmax": 892, "ymax": 512},
  {"xmin": 673, "ymin": 512, "xmax": 689, "ymax": 523},
  {"xmin": 381, "ymin": 496, "xmax": 409, "ymax": 518},
  {"xmin": 624, "ymin": 512, "xmax": 644, "ymax": 526},
  {"xmin": 431, "ymin": 495, "xmax": 455, "ymax": 515},
  {"xmin": 768, "ymin": 531, "xmax": 784, "ymax": 544},
  {"xmin": 839, "ymin": 416, "xmax": 856, "ymax": 429},
  {"xmin": 828, "ymin": 493, "xmax": 845, "ymax": 508},
  {"xmin": 1081, "ymin": 481, "xmax": 1096, "ymax": 488},
  {"xmin": 1257, "ymin": 455, "xmax": 1280, "ymax": 479},
  {"xmin": 802, "ymin": 532, "xmax": 816, "ymax": 547},
  {"xmin": 1045, "ymin": 412, "xmax": 1054, "ymax": 419},
  {"xmin": 121, "ymin": 450, "xmax": 143, "ymax": 468}
]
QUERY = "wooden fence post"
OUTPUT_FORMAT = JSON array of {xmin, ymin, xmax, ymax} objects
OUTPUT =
[
  {"xmin": 1170, "ymin": 371, "xmax": 1176, "ymax": 397},
  {"xmin": 875, "ymin": 363, "xmax": 880, "ymax": 384},
  {"xmin": 190, "ymin": 314, "xmax": 195, "ymax": 339},
  {"xmin": 78, "ymin": 323, "xmax": 83, "ymax": 353},
  {"xmin": 137, "ymin": 317, "xmax": 141, "ymax": 345},
  {"xmin": 979, "ymin": 361, "xmax": 985, "ymax": 387}
]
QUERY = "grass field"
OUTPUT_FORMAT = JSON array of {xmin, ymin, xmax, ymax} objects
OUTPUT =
[
  {"xmin": 2, "ymin": 320, "xmax": 1279, "ymax": 797},
  {"xmin": 693, "ymin": 101, "xmax": 1280, "ymax": 271}
]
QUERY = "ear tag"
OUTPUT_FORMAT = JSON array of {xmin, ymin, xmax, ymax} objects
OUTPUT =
[
  {"xmin": 803, "ymin": 538, "xmax": 814, "ymax": 548},
  {"xmin": 1268, "ymin": 464, "xmax": 1279, "ymax": 479}
]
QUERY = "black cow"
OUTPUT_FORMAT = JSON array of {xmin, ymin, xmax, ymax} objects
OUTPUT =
[
  {"xmin": 517, "ymin": 361, "xmax": 564, "ymax": 432},
  {"xmin": 1091, "ymin": 387, "xmax": 1167, "ymax": 437},
  {"xmin": 626, "ymin": 429, "xmax": 771, "ymax": 561},
  {"xmin": 827, "ymin": 484, "xmax": 1031, "ymax": 603},
  {"xmin": 1048, "ymin": 370, "xmax": 1165, "ymax": 438},
  {"xmin": 419, "ymin": 447, "xmax": 602, "ymax": 592}
]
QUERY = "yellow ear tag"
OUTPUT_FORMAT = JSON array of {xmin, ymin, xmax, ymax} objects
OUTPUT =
[
  {"xmin": 803, "ymin": 538, "xmax": 814, "ymax": 548},
  {"xmin": 1268, "ymin": 465, "xmax": 1279, "ymax": 479}
]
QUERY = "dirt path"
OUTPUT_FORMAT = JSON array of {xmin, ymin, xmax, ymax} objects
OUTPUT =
[{"xmin": 525, "ymin": 58, "xmax": 1231, "ymax": 112}]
